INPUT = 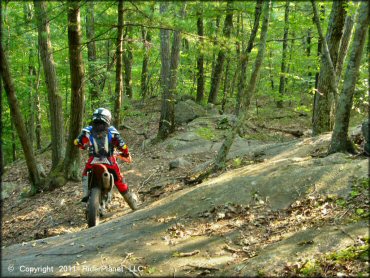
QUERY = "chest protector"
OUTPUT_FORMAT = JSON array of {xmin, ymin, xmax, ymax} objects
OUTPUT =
[{"xmin": 90, "ymin": 129, "xmax": 113, "ymax": 158}]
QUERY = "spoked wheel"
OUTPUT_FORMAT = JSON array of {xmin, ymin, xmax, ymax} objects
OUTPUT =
[{"xmin": 88, "ymin": 187, "xmax": 101, "ymax": 227}]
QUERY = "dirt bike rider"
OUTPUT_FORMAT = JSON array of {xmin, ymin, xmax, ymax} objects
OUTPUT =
[{"xmin": 74, "ymin": 108, "xmax": 138, "ymax": 210}]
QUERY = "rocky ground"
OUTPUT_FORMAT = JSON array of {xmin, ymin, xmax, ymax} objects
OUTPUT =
[{"xmin": 2, "ymin": 98, "xmax": 369, "ymax": 277}]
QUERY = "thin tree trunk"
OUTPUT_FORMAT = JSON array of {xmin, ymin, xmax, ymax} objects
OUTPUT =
[
  {"xmin": 210, "ymin": 15, "xmax": 221, "ymax": 101},
  {"xmin": 27, "ymin": 62, "xmax": 36, "ymax": 149},
  {"xmin": 235, "ymin": 0, "xmax": 263, "ymax": 115},
  {"xmin": 64, "ymin": 1, "xmax": 85, "ymax": 181},
  {"xmin": 277, "ymin": 0, "xmax": 290, "ymax": 108},
  {"xmin": 24, "ymin": 3, "xmax": 35, "ymax": 149},
  {"xmin": 86, "ymin": 1, "xmax": 99, "ymax": 111},
  {"xmin": 268, "ymin": 50, "xmax": 275, "ymax": 90},
  {"xmin": 307, "ymin": 28, "xmax": 312, "ymax": 80},
  {"xmin": 312, "ymin": 4, "xmax": 324, "ymax": 124},
  {"xmin": 141, "ymin": 27, "xmax": 151, "ymax": 99},
  {"xmin": 0, "ymin": 44, "xmax": 45, "ymax": 191},
  {"xmin": 221, "ymin": 58, "xmax": 230, "ymax": 114},
  {"xmin": 35, "ymin": 50, "xmax": 42, "ymax": 151},
  {"xmin": 329, "ymin": 2, "xmax": 369, "ymax": 154},
  {"xmin": 214, "ymin": 0, "xmax": 271, "ymax": 171},
  {"xmin": 34, "ymin": 0, "xmax": 65, "ymax": 170},
  {"xmin": 124, "ymin": 25, "xmax": 133, "ymax": 99},
  {"xmin": 113, "ymin": 0, "xmax": 124, "ymax": 127},
  {"xmin": 230, "ymin": 12, "xmax": 242, "ymax": 98},
  {"xmin": 208, "ymin": 1, "xmax": 233, "ymax": 105},
  {"xmin": 286, "ymin": 30, "xmax": 296, "ymax": 104},
  {"xmin": 311, "ymin": 0, "xmax": 346, "ymax": 135},
  {"xmin": 196, "ymin": 7, "xmax": 205, "ymax": 103},
  {"xmin": 11, "ymin": 121, "xmax": 17, "ymax": 161}
]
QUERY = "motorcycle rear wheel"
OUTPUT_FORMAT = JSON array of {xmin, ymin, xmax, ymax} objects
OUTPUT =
[{"xmin": 88, "ymin": 187, "xmax": 101, "ymax": 227}]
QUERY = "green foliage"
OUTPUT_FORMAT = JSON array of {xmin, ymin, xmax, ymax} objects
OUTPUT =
[
  {"xmin": 326, "ymin": 238, "xmax": 369, "ymax": 263},
  {"xmin": 2, "ymin": 1, "xmax": 368, "ymax": 167},
  {"xmin": 195, "ymin": 127, "xmax": 216, "ymax": 141},
  {"xmin": 300, "ymin": 260, "xmax": 321, "ymax": 276}
]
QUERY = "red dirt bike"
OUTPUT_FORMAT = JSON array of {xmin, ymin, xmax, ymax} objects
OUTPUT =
[{"xmin": 85, "ymin": 154, "xmax": 131, "ymax": 227}]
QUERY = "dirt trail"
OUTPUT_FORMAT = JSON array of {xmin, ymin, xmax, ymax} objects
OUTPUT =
[{"xmin": 2, "ymin": 101, "xmax": 368, "ymax": 276}]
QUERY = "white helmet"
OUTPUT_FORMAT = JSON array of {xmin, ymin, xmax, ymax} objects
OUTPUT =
[{"xmin": 92, "ymin": 108, "xmax": 112, "ymax": 126}]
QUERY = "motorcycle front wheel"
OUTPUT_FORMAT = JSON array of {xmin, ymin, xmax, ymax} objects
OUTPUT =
[{"xmin": 88, "ymin": 187, "xmax": 101, "ymax": 227}]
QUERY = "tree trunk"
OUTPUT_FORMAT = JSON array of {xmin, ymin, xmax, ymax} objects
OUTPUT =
[
  {"xmin": 329, "ymin": 1, "xmax": 369, "ymax": 154},
  {"xmin": 306, "ymin": 28, "xmax": 312, "ymax": 80},
  {"xmin": 335, "ymin": 11, "xmax": 357, "ymax": 87},
  {"xmin": 311, "ymin": 0, "xmax": 346, "ymax": 135},
  {"xmin": 158, "ymin": 3, "xmax": 185, "ymax": 140},
  {"xmin": 0, "ymin": 44, "xmax": 45, "ymax": 192},
  {"xmin": 210, "ymin": 15, "xmax": 221, "ymax": 101},
  {"xmin": 124, "ymin": 26, "xmax": 133, "ymax": 99},
  {"xmin": 11, "ymin": 121, "xmax": 17, "ymax": 161},
  {"xmin": 235, "ymin": 0, "xmax": 263, "ymax": 116},
  {"xmin": 157, "ymin": 2, "xmax": 172, "ymax": 140},
  {"xmin": 34, "ymin": 0, "xmax": 65, "ymax": 170},
  {"xmin": 312, "ymin": 4, "xmax": 324, "ymax": 124},
  {"xmin": 141, "ymin": 27, "xmax": 151, "ymax": 99},
  {"xmin": 64, "ymin": 1, "xmax": 85, "ymax": 181},
  {"xmin": 86, "ymin": 1, "xmax": 99, "ymax": 111},
  {"xmin": 196, "ymin": 7, "xmax": 205, "ymax": 104},
  {"xmin": 208, "ymin": 1, "xmax": 233, "ymax": 105},
  {"xmin": 214, "ymin": 0, "xmax": 271, "ymax": 171},
  {"xmin": 221, "ymin": 58, "xmax": 230, "ymax": 114},
  {"xmin": 277, "ymin": 0, "xmax": 290, "ymax": 108},
  {"xmin": 35, "ymin": 51, "xmax": 42, "ymax": 151},
  {"xmin": 113, "ymin": 0, "xmax": 124, "ymax": 127},
  {"xmin": 268, "ymin": 50, "xmax": 275, "ymax": 90},
  {"xmin": 24, "ymin": 3, "xmax": 35, "ymax": 149}
]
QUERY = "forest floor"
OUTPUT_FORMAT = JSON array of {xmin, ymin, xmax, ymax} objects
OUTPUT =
[{"xmin": 2, "ymin": 98, "xmax": 369, "ymax": 277}]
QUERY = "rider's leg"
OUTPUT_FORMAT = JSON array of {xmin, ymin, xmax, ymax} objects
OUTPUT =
[
  {"xmin": 109, "ymin": 163, "xmax": 138, "ymax": 210},
  {"xmin": 81, "ymin": 157, "xmax": 94, "ymax": 202}
]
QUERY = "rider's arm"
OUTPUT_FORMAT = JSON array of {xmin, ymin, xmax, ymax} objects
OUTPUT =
[
  {"xmin": 110, "ymin": 127, "xmax": 130, "ymax": 157},
  {"xmin": 74, "ymin": 127, "xmax": 91, "ymax": 149}
]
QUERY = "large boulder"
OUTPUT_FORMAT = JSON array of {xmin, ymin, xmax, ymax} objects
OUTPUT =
[
  {"xmin": 175, "ymin": 100, "xmax": 207, "ymax": 125},
  {"xmin": 169, "ymin": 157, "xmax": 191, "ymax": 170}
]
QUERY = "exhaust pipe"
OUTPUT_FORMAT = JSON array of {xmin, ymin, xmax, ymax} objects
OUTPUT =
[{"xmin": 102, "ymin": 171, "xmax": 112, "ymax": 190}]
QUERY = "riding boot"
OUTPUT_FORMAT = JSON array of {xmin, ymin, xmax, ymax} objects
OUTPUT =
[
  {"xmin": 121, "ymin": 190, "xmax": 139, "ymax": 210},
  {"xmin": 81, "ymin": 176, "xmax": 89, "ymax": 203}
]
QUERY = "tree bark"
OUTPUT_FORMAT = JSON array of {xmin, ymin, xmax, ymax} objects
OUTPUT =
[
  {"xmin": 221, "ymin": 58, "xmax": 230, "ymax": 114},
  {"xmin": 64, "ymin": 1, "xmax": 85, "ymax": 181},
  {"xmin": 196, "ymin": 7, "xmax": 205, "ymax": 104},
  {"xmin": 208, "ymin": 1, "xmax": 233, "ymax": 105},
  {"xmin": 157, "ymin": 2, "xmax": 172, "ymax": 140},
  {"xmin": 277, "ymin": 0, "xmax": 290, "ymax": 108},
  {"xmin": 124, "ymin": 26, "xmax": 133, "ymax": 99},
  {"xmin": 86, "ymin": 1, "xmax": 99, "ymax": 111},
  {"xmin": 214, "ymin": 0, "xmax": 271, "ymax": 171},
  {"xmin": 335, "ymin": 10, "xmax": 357, "ymax": 87},
  {"xmin": 0, "ymin": 44, "xmax": 45, "ymax": 191},
  {"xmin": 312, "ymin": 4, "xmax": 324, "ymax": 124},
  {"xmin": 34, "ymin": 0, "xmax": 65, "ymax": 170},
  {"xmin": 35, "ymin": 51, "xmax": 42, "ymax": 151},
  {"xmin": 141, "ymin": 27, "xmax": 151, "ymax": 99},
  {"xmin": 113, "ymin": 0, "xmax": 124, "ymax": 127},
  {"xmin": 235, "ymin": 0, "xmax": 263, "ymax": 116},
  {"xmin": 311, "ymin": 0, "xmax": 346, "ymax": 135},
  {"xmin": 158, "ymin": 3, "xmax": 185, "ymax": 140},
  {"xmin": 329, "ymin": 1, "xmax": 369, "ymax": 154}
]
